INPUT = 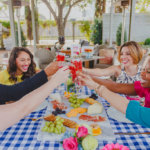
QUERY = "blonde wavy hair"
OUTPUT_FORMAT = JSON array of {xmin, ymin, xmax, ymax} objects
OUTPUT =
[{"xmin": 118, "ymin": 41, "xmax": 143, "ymax": 64}]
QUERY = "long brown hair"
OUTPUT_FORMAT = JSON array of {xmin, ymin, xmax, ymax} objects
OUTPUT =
[{"xmin": 8, "ymin": 47, "xmax": 36, "ymax": 82}]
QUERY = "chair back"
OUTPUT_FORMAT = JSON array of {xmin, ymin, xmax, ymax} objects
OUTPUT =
[{"xmin": 35, "ymin": 48, "xmax": 56, "ymax": 69}]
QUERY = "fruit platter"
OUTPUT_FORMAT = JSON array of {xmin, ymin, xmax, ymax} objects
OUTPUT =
[{"xmin": 37, "ymin": 91, "xmax": 116, "ymax": 142}]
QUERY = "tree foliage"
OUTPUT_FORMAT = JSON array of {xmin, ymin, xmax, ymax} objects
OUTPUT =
[
  {"xmin": 90, "ymin": 18, "xmax": 102, "ymax": 45},
  {"xmin": 15, "ymin": 24, "xmax": 27, "ymax": 47},
  {"xmin": 39, "ymin": 20, "xmax": 56, "ymax": 29},
  {"xmin": 0, "ymin": 20, "xmax": 10, "ymax": 29},
  {"xmin": 136, "ymin": 0, "xmax": 150, "ymax": 13},
  {"xmin": 95, "ymin": 0, "xmax": 106, "ymax": 17},
  {"xmin": 78, "ymin": 21, "xmax": 92, "ymax": 41},
  {"xmin": 41, "ymin": 0, "xmax": 92, "ymax": 37},
  {"xmin": 116, "ymin": 23, "xmax": 127, "ymax": 46},
  {"xmin": 144, "ymin": 38, "xmax": 150, "ymax": 45},
  {"xmin": 25, "ymin": 5, "xmax": 33, "ymax": 41}
]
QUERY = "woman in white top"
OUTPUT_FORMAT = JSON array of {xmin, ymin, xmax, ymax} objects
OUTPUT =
[{"xmin": 83, "ymin": 41, "xmax": 143, "ymax": 84}]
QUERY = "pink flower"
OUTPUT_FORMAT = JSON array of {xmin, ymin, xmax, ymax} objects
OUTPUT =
[
  {"xmin": 63, "ymin": 137, "xmax": 78, "ymax": 150},
  {"xmin": 77, "ymin": 126, "xmax": 88, "ymax": 138},
  {"xmin": 101, "ymin": 143, "xmax": 130, "ymax": 150},
  {"xmin": 76, "ymin": 52, "xmax": 79, "ymax": 55}
]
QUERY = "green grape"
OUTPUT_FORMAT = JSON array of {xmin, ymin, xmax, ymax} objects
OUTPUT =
[
  {"xmin": 42, "ymin": 126, "xmax": 48, "ymax": 132},
  {"xmin": 50, "ymin": 126, "xmax": 54, "ymax": 132},
  {"xmin": 76, "ymin": 103, "xmax": 80, "ymax": 107},
  {"xmin": 61, "ymin": 126, "xmax": 66, "ymax": 133},
  {"xmin": 54, "ymin": 128, "xmax": 59, "ymax": 134},
  {"xmin": 49, "ymin": 121, "xmax": 53, "ymax": 125},
  {"xmin": 45, "ymin": 121, "xmax": 50, "ymax": 127},
  {"xmin": 71, "ymin": 103, "xmax": 74, "ymax": 107},
  {"xmin": 50, "ymin": 124, "xmax": 54, "ymax": 128},
  {"xmin": 42, "ymin": 119, "xmax": 66, "ymax": 134},
  {"xmin": 49, "ymin": 127, "xmax": 54, "ymax": 133},
  {"xmin": 56, "ymin": 116, "xmax": 61, "ymax": 119},
  {"xmin": 57, "ymin": 129, "xmax": 62, "ymax": 134},
  {"xmin": 74, "ymin": 105, "xmax": 78, "ymax": 108},
  {"xmin": 56, "ymin": 122, "xmax": 63, "ymax": 126},
  {"xmin": 56, "ymin": 125, "xmax": 62, "ymax": 130},
  {"xmin": 48, "ymin": 128, "xmax": 53, "ymax": 133},
  {"xmin": 60, "ymin": 118, "xmax": 64, "ymax": 122}
]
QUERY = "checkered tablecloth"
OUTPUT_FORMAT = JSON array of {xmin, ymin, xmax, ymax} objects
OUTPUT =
[{"xmin": 0, "ymin": 86, "xmax": 150, "ymax": 150}]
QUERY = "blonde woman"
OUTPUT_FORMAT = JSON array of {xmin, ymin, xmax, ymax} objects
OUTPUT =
[
  {"xmin": 78, "ymin": 55, "xmax": 150, "ymax": 127},
  {"xmin": 83, "ymin": 41, "xmax": 143, "ymax": 84}
]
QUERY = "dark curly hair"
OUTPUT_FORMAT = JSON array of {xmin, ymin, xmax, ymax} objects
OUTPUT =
[{"xmin": 7, "ymin": 47, "xmax": 36, "ymax": 83}]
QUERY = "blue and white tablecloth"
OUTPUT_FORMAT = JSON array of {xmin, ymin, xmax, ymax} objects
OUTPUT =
[{"xmin": 0, "ymin": 86, "xmax": 150, "ymax": 150}]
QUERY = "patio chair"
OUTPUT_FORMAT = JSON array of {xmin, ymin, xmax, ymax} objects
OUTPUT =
[{"xmin": 35, "ymin": 48, "xmax": 56, "ymax": 69}]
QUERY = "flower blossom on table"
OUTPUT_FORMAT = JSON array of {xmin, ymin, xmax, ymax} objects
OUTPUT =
[
  {"xmin": 63, "ymin": 136, "xmax": 78, "ymax": 150},
  {"xmin": 76, "ymin": 126, "xmax": 88, "ymax": 138},
  {"xmin": 101, "ymin": 143, "xmax": 130, "ymax": 150}
]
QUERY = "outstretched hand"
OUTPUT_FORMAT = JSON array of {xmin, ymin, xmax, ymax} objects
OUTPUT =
[
  {"xmin": 78, "ymin": 72, "xmax": 99, "ymax": 90},
  {"xmin": 44, "ymin": 61, "xmax": 59, "ymax": 77},
  {"xmin": 50, "ymin": 66, "xmax": 70, "ymax": 87}
]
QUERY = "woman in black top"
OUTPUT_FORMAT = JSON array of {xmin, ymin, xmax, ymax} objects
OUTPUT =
[
  {"xmin": 0, "ymin": 61, "xmax": 59, "ymax": 104},
  {"xmin": 0, "ymin": 66, "xmax": 69, "ymax": 131}
]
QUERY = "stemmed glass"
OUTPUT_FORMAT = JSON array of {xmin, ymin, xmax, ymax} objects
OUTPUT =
[
  {"xmin": 69, "ymin": 58, "xmax": 83, "ymax": 96},
  {"xmin": 56, "ymin": 53, "xmax": 65, "ymax": 68},
  {"xmin": 55, "ymin": 53, "xmax": 66, "ymax": 94}
]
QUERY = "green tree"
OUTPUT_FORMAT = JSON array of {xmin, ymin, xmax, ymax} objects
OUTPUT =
[
  {"xmin": 144, "ymin": 38, "xmax": 150, "ymax": 45},
  {"xmin": 25, "ymin": 5, "xmax": 33, "ymax": 44},
  {"xmin": 41, "ymin": 0, "xmax": 92, "ymax": 37},
  {"xmin": 15, "ymin": 24, "xmax": 27, "ymax": 47},
  {"xmin": 95, "ymin": 0, "xmax": 106, "ymax": 17},
  {"xmin": 136, "ymin": 0, "xmax": 150, "ymax": 13},
  {"xmin": 39, "ymin": 20, "xmax": 56, "ymax": 29},
  {"xmin": 116, "ymin": 23, "xmax": 127, "ymax": 46},
  {"xmin": 78, "ymin": 21, "xmax": 92, "ymax": 41},
  {"xmin": 90, "ymin": 18, "xmax": 102, "ymax": 45}
]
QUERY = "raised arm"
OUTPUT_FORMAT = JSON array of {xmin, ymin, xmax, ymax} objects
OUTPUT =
[
  {"xmin": 0, "ymin": 67, "xmax": 69, "ymax": 131},
  {"xmin": 92, "ymin": 76, "xmax": 136, "ymax": 95},
  {"xmin": 83, "ymin": 65, "xmax": 120, "ymax": 77},
  {"xmin": 79, "ymin": 73, "xmax": 150, "ymax": 128},
  {"xmin": 0, "ymin": 62, "xmax": 59, "ymax": 104}
]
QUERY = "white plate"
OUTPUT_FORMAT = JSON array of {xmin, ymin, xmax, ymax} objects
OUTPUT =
[
  {"xmin": 107, "ymin": 106, "xmax": 133, "ymax": 123},
  {"xmin": 37, "ymin": 97, "xmax": 116, "ymax": 142}
]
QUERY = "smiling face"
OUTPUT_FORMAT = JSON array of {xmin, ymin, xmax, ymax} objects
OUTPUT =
[
  {"xmin": 16, "ymin": 51, "xmax": 31, "ymax": 74},
  {"xmin": 120, "ymin": 47, "xmax": 134, "ymax": 67},
  {"xmin": 140, "ymin": 57, "xmax": 150, "ymax": 88}
]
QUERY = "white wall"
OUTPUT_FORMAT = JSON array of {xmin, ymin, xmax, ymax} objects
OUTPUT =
[{"xmin": 103, "ymin": 13, "xmax": 150, "ymax": 43}]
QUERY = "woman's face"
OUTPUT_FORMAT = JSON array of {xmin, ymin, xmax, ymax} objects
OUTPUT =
[
  {"xmin": 16, "ymin": 51, "xmax": 31, "ymax": 73},
  {"xmin": 120, "ymin": 47, "xmax": 134, "ymax": 66},
  {"xmin": 141, "ymin": 58, "xmax": 150, "ymax": 88}
]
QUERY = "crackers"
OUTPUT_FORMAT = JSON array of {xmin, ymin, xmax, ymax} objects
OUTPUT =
[
  {"xmin": 85, "ymin": 98, "xmax": 99, "ymax": 105},
  {"xmin": 44, "ymin": 114, "xmax": 78, "ymax": 128}
]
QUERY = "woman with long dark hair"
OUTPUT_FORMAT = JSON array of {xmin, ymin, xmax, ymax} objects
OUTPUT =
[{"xmin": 0, "ymin": 47, "xmax": 39, "ymax": 85}]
